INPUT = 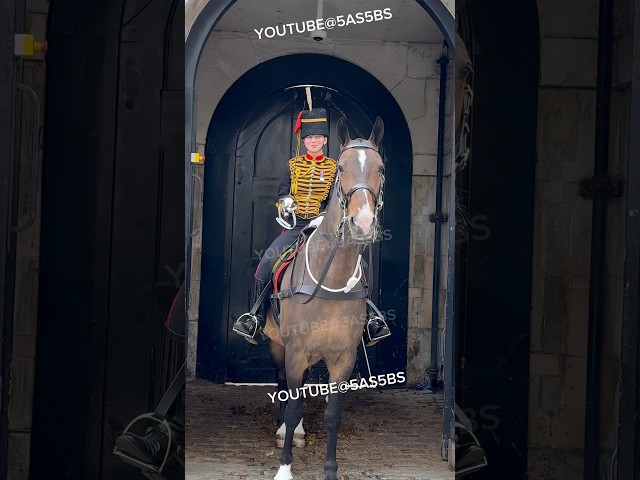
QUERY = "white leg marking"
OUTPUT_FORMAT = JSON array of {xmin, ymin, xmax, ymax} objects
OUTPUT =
[
  {"xmin": 294, "ymin": 418, "xmax": 305, "ymax": 436},
  {"xmin": 276, "ymin": 422, "xmax": 286, "ymax": 436},
  {"xmin": 358, "ymin": 149, "xmax": 366, "ymax": 172},
  {"xmin": 274, "ymin": 464, "xmax": 293, "ymax": 480}
]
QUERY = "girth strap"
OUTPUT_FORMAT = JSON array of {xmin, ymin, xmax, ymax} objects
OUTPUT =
[{"xmin": 273, "ymin": 283, "xmax": 368, "ymax": 301}]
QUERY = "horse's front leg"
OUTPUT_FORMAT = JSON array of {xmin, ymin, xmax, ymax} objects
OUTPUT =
[
  {"xmin": 271, "ymin": 343, "xmax": 307, "ymax": 448},
  {"xmin": 324, "ymin": 358, "xmax": 357, "ymax": 480},
  {"xmin": 275, "ymin": 352, "xmax": 307, "ymax": 480}
]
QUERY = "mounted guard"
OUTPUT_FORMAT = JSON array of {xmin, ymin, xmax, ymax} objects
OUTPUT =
[{"xmin": 232, "ymin": 106, "xmax": 390, "ymax": 347}]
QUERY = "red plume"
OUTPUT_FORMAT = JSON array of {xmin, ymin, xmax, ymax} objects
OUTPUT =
[{"xmin": 294, "ymin": 111, "xmax": 303, "ymax": 134}]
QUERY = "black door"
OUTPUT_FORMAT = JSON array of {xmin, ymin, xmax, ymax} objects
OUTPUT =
[{"xmin": 198, "ymin": 54, "xmax": 412, "ymax": 384}]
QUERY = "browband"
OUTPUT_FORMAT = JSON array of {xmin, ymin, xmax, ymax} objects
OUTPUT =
[{"xmin": 340, "ymin": 138, "xmax": 379, "ymax": 153}]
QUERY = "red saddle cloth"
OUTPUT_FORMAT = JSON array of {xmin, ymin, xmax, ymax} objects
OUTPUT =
[{"xmin": 273, "ymin": 238, "xmax": 306, "ymax": 295}]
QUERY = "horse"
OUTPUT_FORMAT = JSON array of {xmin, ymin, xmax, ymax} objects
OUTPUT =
[{"xmin": 262, "ymin": 116, "xmax": 386, "ymax": 480}]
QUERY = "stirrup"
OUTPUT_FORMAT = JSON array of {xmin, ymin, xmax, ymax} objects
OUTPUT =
[
  {"xmin": 365, "ymin": 316, "xmax": 391, "ymax": 347},
  {"xmin": 233, "ymin": 313, "xmax": 264, "ymax": 345},
  {"xmin": 113, "ymin": 414, "xmax": 174, "ymax": 473}
]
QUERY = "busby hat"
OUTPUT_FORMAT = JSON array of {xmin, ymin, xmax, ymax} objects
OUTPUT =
[{"xmin": 294, "ymin": 108, "xmax": 329, "ymax": 138}]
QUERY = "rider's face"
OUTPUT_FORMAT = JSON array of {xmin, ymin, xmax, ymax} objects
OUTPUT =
[{"xmin": 304, "ymin": 135, "xmax": 327, "ymax": 154}]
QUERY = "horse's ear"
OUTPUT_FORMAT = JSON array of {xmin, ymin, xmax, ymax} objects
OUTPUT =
[
  {"xmin": 368, "ymin": 117, "xmax": 384, "ymax": 147},
  {"xmin": 337, "ymin": 117, "xmax": 350, "ymax": 147}
]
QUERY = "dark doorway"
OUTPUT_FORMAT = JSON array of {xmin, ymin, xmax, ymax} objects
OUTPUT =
[
  {"xmin": 197, "ymin": 54, "xmax": 412, "ymax": 384},
  {"xmin": 455, "ymin": 0, "xmax": 539, "ymax": 478},
  {"xmin": 30, "ymin": 1, "xmax": 184, "ymax": 478}
]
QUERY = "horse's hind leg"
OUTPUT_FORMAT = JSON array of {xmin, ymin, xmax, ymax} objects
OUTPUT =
[
  {"xmin": 323, "ymin": 357, "xmax": 357, "ymax": 480},
  {"xmin": 274, "ymin": 352, "xmax": 307, "ymax": 480}
]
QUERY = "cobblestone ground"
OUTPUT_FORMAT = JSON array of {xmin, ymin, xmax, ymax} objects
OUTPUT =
[{"xmin": 186, "ymin": 380, "xmax": 453, "ymax": 480}]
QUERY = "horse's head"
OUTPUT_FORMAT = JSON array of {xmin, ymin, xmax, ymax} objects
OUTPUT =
[{"xmin": 335, "ymin": 116, "xmax": 385, "ymax": 243}]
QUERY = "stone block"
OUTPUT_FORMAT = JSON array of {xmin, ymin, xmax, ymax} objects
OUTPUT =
[
  {"xmin": 191, "ymin": 247, "xmax": 203, "ymax": 282},
  {"xmin": 613, "ymin": 0, "xmax": 635, "ymax": 37},
  {"xmin": 188, "ymin": 282, "xmax": 201, "ymax": 321},
  {"xmin": 413, "ymin": 154, "xmax": 437, "ymax": 176},
  {"xmin": 527, "ymin": 447, "xmax": 584, "ymax": 480},
  {"xmin": 599, "ymin": 358, "xmax": 619, "ymax": 450},
  {"xmin": 407, "ymin": 43, "xmax": 440, "ymax": 79},
  {"xmin": 419, "ymin": 78, "xmax": 442, "ymax": 154},
  {"xmin": 12, "ymin": 335, "xmax": 36, "ymax": 359},
  {"xmin": 540, "ymin": 38, "xmax": 598, "ymax": 88},
  {"xmin": 541, "ymin": 275, "xmax": 568, "ymax": 354},
  {"xmin": 539, "ymin": 375, "xmax": 561, "ymax": 414},
  {"xmin": 536, "ymin": 89, "xmax": 596, "ymax": 182},
  {"xmin": 530, "ymin": 353, "xmax": 560, "ymax": 376},
  {"xmin": 610, "ymin": 90, "xmax": 631, "ymax": 176},
  {"xmin": 195, "ymin": 64, "xmax": 234, "ymax": 144},
  {"xmin": 411, "ymin": 176, "xmax": 431, "ymax": 215},
  {"xmin": 613, "ymin": 33, "xmax": 633, "ymax": 87},
  {"xmin": 334, "ymin": 41, "xmax": 407, "ymax": 91},
  {"xmin": 255, "ymin": 35, "xmax": 336, "ymax": 61},
  {"xmin": 412, "ymin": 255, "xmax": 426, "ymax": 288},
  {"xmin": 412, "ymin": 223, "xmax": 427, "ymax": 256},
  {"xmin": 537, "ymin": 0, "xmax": 598, "ymax": 38},
  {"xmin": 568, "ymin": 199, "xmax": 593, "ymax": 280},
  {"xmin": 27, "ymin": 0, "xmax": 49, "ymax": 14},
  {"xmin": 603, "ymin": 276, "xmax": 623, "ymax": 359},
  {"xmin": 406, "ymin": 327, "xmax": 429, "ymax": 384},
  {"xmin": 528, "ymin": 378, "xmax": 552, "ymax": 444},
  {"xmin": 8, "ymin": 358, "xmax": 35, "ymax": 432},
  {"xmin": 13, "ymin": 256, "xmax": 39, "ymax": 336},
  {"xmin": 540, "ymin": 202, "xmax": 571, "ymax": 252},
  {"xmin": 187, "ymin": 320, "xmax": 199, "ymax": 379},
  {"xmin": 7, "ymin": 432, "xmax": 31, "ymax": 480},
  {"xmin": 566, "ymin": 289, "xmax": 589, "ymax": 357},
  {"xmin": 536, "ymin": 181, "xmax": 565, "ymax": 204},
  {"xmin": 562, "ymin": 356, "xmax": 587, "ymax": 448},
  {"xmin": 392, "ymin": 77, "xmax": 427, "ymax": 123}
]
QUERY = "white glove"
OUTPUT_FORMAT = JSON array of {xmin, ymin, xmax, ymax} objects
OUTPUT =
[
  {"xmin": 309, "ymin": 216, "xmax": 324, "ymax": 228},
  {"xmin": 278, "ymin": 196, "xmax": 297, "ymax": 214}
]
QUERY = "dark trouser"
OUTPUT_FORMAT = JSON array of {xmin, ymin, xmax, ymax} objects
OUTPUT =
[{"xmin": 255, "ymin": 224, "xmax": 307, "ymax": 282}]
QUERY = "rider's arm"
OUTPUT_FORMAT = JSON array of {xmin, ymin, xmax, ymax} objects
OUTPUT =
[{"xmin": 275, "ymin": 161, "xmax": 292, "ymax": 208}]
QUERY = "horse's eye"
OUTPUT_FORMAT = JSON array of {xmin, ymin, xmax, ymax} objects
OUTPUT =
[
  {"xmin": 337, "ymin": 165, "xmax": 344, "ymax": 173},
  {"xmin": 378, "ymin": 166, "xmax": 385, "ymax": 174}
]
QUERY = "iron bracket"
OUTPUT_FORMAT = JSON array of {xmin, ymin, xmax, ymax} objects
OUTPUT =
[
  {"xmin": 429, "ymin": 213, "xmax": 449, "ymax": 223},
  {"xmin": 579, "ymin": 176, "xmax": 624, "ymax": 199}
]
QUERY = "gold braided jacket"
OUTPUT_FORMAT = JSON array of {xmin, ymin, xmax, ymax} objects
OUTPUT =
[{"xmin": 283, "ymin": 155, "xmax": 337, "ymax": 219}]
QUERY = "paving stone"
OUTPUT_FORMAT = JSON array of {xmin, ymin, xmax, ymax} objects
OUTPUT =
[{"xmin": 186, "ymin": 380, "xmax": 453, "ymax": 479}]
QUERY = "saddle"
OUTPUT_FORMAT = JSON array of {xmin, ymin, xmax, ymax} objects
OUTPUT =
[{"xmin": 268, "ymin": 226, "xmax": 369, "ymax": 326}]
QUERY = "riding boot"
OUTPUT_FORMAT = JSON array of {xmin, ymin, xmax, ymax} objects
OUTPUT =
[
  {"xmin": 232, "ymin": 279, "xmax": 270, "ymax": 345},
  {"xmin": 364, "ymin": 302, "xmax": 391, "ymax": 347}
]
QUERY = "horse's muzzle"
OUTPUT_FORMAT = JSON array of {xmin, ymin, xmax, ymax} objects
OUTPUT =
[{"xmin": 348, "ymin": 218, "xmax": 376, "ymax": 243}]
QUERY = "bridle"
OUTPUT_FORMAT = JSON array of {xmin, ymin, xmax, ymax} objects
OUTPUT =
[{"xmin": 334, "ymin": 138, "xmax": 385, "ymax": 239}]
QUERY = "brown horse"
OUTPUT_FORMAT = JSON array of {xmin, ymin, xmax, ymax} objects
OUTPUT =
[{"xmin": 262, "ymin": 116, "xmax": 386, "ymax": 480}]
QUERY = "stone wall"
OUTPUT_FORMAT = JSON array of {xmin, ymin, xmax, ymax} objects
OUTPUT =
[
  {"xmin": 187, "ymin": 27, "xmax": 454, "ymax": 386},
  {"xmin": 8, "ymin": 0, "xmax": 48, "ymax": 477},
  {"xmin": 527, "ymin": 0, "xmax": 632, "ymax": 477}
]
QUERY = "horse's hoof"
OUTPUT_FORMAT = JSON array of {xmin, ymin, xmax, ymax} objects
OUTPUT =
[{"xmin": 274, "ymin": 464, "xmax": 293, "ymax": 480}]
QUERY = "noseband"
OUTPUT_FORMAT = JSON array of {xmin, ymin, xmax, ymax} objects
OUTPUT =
[{"xmin": 334, "ymin": 139, "xmax": 385, "ymax": 239}]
